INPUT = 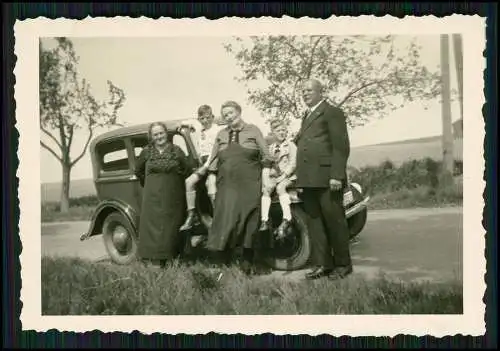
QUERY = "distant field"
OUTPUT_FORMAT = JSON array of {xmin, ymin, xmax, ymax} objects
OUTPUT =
[
  {"xmin": 41, "ymin": 135, "xmax": 453, "ymax": 203},
  {"xmin": 348, "ymin": 135, "xmax": 443, "ymax": 169},
  {"xmin": 41, "ymin": 178, "xmax": 97, "ymax": 203}
]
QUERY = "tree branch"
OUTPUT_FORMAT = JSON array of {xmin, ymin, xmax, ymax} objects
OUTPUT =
[
  {"xmin": 40, "ymin": 140, "xmax": 62, "ymax": 163},
  {"xmin": 306, "ymin": 36, "xmax": 324, "ymax": 78},
  {"xmin": 337, "ymin": 79, "xmax": 388, "ymax": 107},
  {"xmin": 268, "ymin": 80, "xmax": 299, "ymax": 116},
  {"xmin": 281, "ymin": 39, "xmax": 308, "ymax": 65},
  {"xmin": 70, "ymin": 127, "xmax": 93, "ymax": 167},
  {"xmin": 40, "ymin": 125, "xmax": 63, "ymax": 150}
]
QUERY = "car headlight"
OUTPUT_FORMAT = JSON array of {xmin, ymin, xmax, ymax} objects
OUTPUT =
[{"xmin": 351, "ymin": 182, "xmax": 363, "ymax": 194}]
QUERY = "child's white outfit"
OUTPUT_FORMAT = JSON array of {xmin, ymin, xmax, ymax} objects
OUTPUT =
[
  {"xmin": 260, "ymin": 138, "xmax": 297, "ymax": 232},
  {"xmin": 182, "ymin": 122, "xmax": 223, "ymax": 231},
  {"xmin": 196, "ymin": 123, "xmax": 224, "ymax": 167}
]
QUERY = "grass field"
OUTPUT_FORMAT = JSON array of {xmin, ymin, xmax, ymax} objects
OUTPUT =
[{"xmin": 41, "ymin": 256, "xmax": 463, "ymax": 315}]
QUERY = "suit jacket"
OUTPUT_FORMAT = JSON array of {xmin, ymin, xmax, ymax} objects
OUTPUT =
[{"xmin": 293, "ymin": 100, "xmax": 350, "ymax": 188}]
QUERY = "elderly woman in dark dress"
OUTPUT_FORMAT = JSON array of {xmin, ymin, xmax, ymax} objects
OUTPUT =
[
  {"xmin": 203, "ymin": 101, "xmax": 273, "ymax": 274},
  {"xmin": 135, "ymin": 122, "xmax": 191, "ymax": 269}
]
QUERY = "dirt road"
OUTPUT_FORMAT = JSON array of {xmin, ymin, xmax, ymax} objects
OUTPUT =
[{"xmin": 41, "ymin": 207, "xmax": 463, "ymax": 283}]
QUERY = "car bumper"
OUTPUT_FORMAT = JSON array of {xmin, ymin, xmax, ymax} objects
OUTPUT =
[{"xmin": 346, "ymin": 196, "xmax": 370, "ymax": 218}]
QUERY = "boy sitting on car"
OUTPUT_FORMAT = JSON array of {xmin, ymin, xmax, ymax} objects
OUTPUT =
[
  {"xmin": 259, "ymin": 120, "xmax": 297, "ymax": 239},
  {"xmin": 181, "ymin": 105, "xmax": 222, "ymax": 231}
]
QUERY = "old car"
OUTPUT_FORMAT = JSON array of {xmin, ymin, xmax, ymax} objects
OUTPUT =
[{"xmin": 80, "ymin": 120, "xmax": 370, "ymax": 271}]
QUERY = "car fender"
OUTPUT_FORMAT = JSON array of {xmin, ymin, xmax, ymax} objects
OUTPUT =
[{"xmin": 80, "ymin": 199, "xmax": 139, "ymax": 241}]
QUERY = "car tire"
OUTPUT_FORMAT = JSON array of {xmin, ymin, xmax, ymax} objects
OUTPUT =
[
  {"xmin": 265, "ymin": 205, "xmax": 312, "ymax": 271},
  {"xmin": 102, "ymin": 212, "xmax": 138, "ymax": 265}
]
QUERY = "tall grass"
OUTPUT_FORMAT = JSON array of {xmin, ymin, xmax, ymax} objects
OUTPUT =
[{"xmin": 42, "ymin": 257, "xmax": 463, "ymax": 315}]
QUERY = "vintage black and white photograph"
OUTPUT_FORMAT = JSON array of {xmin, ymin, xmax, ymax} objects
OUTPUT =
[{"xmin": 16, "ymin": 16, "xmax": 485, "ymax": 336}]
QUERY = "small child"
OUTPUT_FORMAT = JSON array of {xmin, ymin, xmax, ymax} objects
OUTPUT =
[
  {"xmin": 259, "ymin": 121, "xmax": 297, "ymax": 238},
  {"xmin": 181, "ymin": 105, "xmax": 222, "ymax": 230}
]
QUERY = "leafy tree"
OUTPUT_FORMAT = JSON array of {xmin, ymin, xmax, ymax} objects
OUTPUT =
[
  {"xmin": 224, "ymin": 35, "xmax": 443, "ymax": 129},
  {"xmin": 40, "ymin": 38, "xmax": 126, "ymax": 213}
]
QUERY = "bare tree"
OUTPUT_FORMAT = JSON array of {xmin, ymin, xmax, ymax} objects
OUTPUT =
[{"xmin": 40, "ymin": 38, "xmax": 126, "ymax": 212}]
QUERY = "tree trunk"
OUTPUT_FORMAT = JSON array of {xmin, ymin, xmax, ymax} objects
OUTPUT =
[
  {"xmin": 60, "ymin": 163, "xmax": 71, "ymax": 213},
  {"xmin": 439, "ymin": 34, "xmax": 455, "ymax": 184}
]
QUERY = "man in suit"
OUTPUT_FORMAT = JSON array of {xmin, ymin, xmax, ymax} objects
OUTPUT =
[{"xmin": 294, "ymin": 78, "xmax": 353, "ymax": 280}]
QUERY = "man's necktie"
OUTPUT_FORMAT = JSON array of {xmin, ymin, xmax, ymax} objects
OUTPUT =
[{"xmin": 302, "ymin": 109, "xmax": 311, "ymax": 125}]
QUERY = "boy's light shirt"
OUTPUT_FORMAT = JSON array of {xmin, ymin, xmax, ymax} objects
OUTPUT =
[
  {"xmin": 269, "ymin": 138, "xmax": 297, "ymax": 179},
  {"xmin": 194, "ymin": 123, "xmax": 224, "ymax": 167}
]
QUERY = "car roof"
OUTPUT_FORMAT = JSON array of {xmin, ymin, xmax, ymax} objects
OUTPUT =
[{"xmin": 89, "ymin": 119, "xmax": 198, "ymax": 151}]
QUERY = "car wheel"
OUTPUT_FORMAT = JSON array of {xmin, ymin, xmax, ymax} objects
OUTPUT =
[
  {"xmin": 102, "ymin": 212, "xmax": 138, "ymax": 265},
  {"xmin": 265, "ymin": 205, "xmax": 311, "ymax": 271}
]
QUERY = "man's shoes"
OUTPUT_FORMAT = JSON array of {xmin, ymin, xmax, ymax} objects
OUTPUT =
[
  {"xmin": 259, "ymin": 220, "xmax": 270, "ymax": 232},
  {"xmin": 305, "ymin": 266, "xmax": 333, "ymax": 280},
  {"xmin": 328, "ymin": 265, "xmax": 353, "ymax": 280}
]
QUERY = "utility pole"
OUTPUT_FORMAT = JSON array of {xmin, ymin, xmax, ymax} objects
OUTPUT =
[
  {"xmin": 452, "ymin": 33, "xmax": 464, "ymax": 121},
  {"xmin": 452, "ymin": 34, "xmax": 464, "ymax": 174},
  {"xmin": 440, "ymin": 34, "xmax": 455, "ymax": 180}
]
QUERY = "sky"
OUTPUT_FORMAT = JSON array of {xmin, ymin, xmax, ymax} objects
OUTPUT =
[{"xmin": 40, "ymin": 35, "xmax": 462, "ymax": 184}]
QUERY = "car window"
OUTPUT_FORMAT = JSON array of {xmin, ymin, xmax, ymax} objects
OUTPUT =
[
  {"xmin": 130, "ymin": 133, "xmax": 191, "ymax": 159},
  {"xmin": 97, "ymin": 139, "xmax": 130, "ymax": 174}
]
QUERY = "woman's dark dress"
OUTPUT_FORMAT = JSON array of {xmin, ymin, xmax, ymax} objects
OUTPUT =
[
  {"xmin": 135, "ymin": 143, "xmax": 190, "ymax": 260},
  {"xmin": 206, "ymin": 129, "xmax": 269, "ymax": 253}
]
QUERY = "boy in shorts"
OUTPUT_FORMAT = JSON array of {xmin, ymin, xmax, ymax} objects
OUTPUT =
[
  {"xmin": 181, "ymin": 105, "xmax": 222, "ymax": 231},
  {"xmin": 259, "ymin": 120, "xmax": 297, "ymax": 239}
]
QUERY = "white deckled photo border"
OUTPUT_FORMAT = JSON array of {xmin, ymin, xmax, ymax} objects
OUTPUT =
[{"xmin": 15, "ymin": 15, "xmax": 487, "ymax": 336}]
